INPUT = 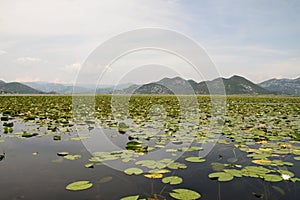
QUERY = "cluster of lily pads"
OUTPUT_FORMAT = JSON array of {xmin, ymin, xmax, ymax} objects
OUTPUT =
[{"xmin": 0, "ymin": 95, "xmax": 300, "ymax": 199}]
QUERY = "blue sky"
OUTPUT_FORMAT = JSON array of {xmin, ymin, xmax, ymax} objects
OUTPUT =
[{"xmin": 0, "ymin": 0, "xmax": 299, "ymax": 84}]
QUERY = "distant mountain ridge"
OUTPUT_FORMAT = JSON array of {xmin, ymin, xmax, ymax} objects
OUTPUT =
[
  {"xmin": 259, "ymin": 77, "xmax": 300, "ymax": 95},
  {"xmin": 22, "ymin": 82, "xmax": 133, "ymax": 94},
  {"xmin": 0, "ymin": 80, "xmax": 44, "ymax": 94},
  {"xmin": 2, "ymin": 75, "xmax": 299, "ymax": 95},
  {"xmin": 128, "ymin": 75, "xmax": 272, "ymax": 95}
]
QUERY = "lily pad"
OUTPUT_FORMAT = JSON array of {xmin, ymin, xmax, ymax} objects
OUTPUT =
[
  {"xmin": 85, "ymin": 163, "xmax": 94, "ymax": 168},
  {"xmin": 64, "ymin": 154, "xmax": 81, "ymax": 160},
  {"xmin": 263, "ymin": 174, "xmax": 283, "ymax": 182},
  {"xmin": 124, "ymin": 167, "xmax": 143, "ymax": 175},
  {"xmin": 169, "ymin": 188, "xmax": 201, "ymax": 200},
  {"xmin": 185, "ymin": 157, "xmax": 205, "ymax": 163},
  {"xmin": 57, "ymin": 152, "xmax": 69, "ymax": 156},
  {"xmin": 162, "ymin": 176, "xmax": 183, "ymax": 185},
  {"xmin": 65, "ymin": 180, "xmax": 93, "ymax": 191},
  {"xmin": 167, "ymin": 162, "xmax": 187, "ymax": 170},
  {"xmin": 208, "ymin": 172, "xmax": 234, "ymax": 182},
  {"xmin": 144, "ymin": 173, "xmax": 163, "ymax": 179}
]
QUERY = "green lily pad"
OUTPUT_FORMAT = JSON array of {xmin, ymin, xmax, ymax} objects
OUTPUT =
[
  {"xmin": 65, "ymin": 180, "xmax": 93, "ymax": 191},
  {"xmin": 263, "ymin": 174, "xmax": 283, "ymax": 182},
  {"xmin": 57, "ymin": 152, "xmax": 69, "ymax": 156},
  {"xmin": 167, "ymin": 162, "xmax": 187, "ymax": 170},
  {"xmin": 169, "ymin": 188, "xmax": 201, "ymax": 200},
  {"xmin": 162, "ymin": 176, "xmax": 183, "ymax": 185},
  {"xmin": 85, "ymin": 163, "xmax": 94, "ymax": 168},
  {"xmin": 208, "ymin": 172, "xmax": 234, "ymax": 182},
  {"xmin": 224, "ymin": 169, "xmax": 243, "ymax": 177},
  {"xmin": 64, "ymin": 154, "xmax": 81, "ymax": 160},
  {"xmin": 149, "ymin": 169, "xmax": 171, "ymax": 174},
  {"xmin": 185, "ymin": 157, "xmax": 205, "ymax": 163},
  {"xmin": 294, "ymin": 156, "xmax": 300, "ymax": 161},
  {"xmin": 53, "ymin": 135, "xmax": 61, "ymax": 140},
  {"xmin": 22, "ymin": 132, "xmax": 38, "ymax": 138},
  {"xmin": 124, "ymin": 167, "xmax": 143, "ymax": 175}
]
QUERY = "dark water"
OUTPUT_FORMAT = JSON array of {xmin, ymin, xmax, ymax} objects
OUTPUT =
[{"xmin": 0, "ymin": 119, "xmax": 300, "ymax": 200}]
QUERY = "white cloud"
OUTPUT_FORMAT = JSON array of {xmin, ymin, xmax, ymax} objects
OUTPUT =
[
  {"xmin": 0, "ymin": 50, "xmax": 7, "ymax": 55},
  {"xmin": 15, "ymin": 57, "xmax": 42, "ymax": 64},
  {"xmin": 63, "ymin": 63, "xmax": 81, "ymax": 71}
]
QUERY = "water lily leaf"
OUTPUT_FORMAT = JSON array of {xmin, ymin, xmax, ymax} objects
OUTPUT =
[
  {"xmin": 167, "ymin": 162, "xmax": 187, "ymax": 170},
  {"xmin": 66, "ymin": 181, "xmax": 93, "ymax": 191},
  {"xmin": 224, "ymin": 169, "xmax": 242, "ymax": 177},
  {"xmin": 263, "ymin": 174, "xmax": 283, "ymax": 182},
  {"xmin": 85, "ymin": 163, "xmax": 94, "ymax": 168},
  {"xmin": 162, "ymin": 176, "xmax": 183, "ymax": 185},
  {"xmin": 144, "ymin": 173, "xmax": 163, "ymax": 179},
  {"xmin": 120, "ymin": 195, "xmax": 139, "ymax": 200},
  {"xmin": 149, "ymin": 169, "xmax": 171, "ymax": 174},
  {"xmin": 185, "ymin": 157, "xmax": 205, "ymax": 163},
  {"xmin": 294, "ymin": 156, "xmax": 300, "ymax": 161},
  {"xmin": 57, "ymin": 152, "xmax": 69, "ymax": 156},
  {"xmin": 208, "ymin": 172, "xmax": 234, "ymax": 182},
  {"xmin": 53, "ymin": 135, "xmax": 61, "ymax": 140},
  {"xmin": 22, "ymin": 132, "xmax": 38, "ymax": 138},
  {"xmin": 169, "ymin": 188, "xmax": 201, "ymax": 200},
  {"xmin": 64, "ymin": 154, "xmax": 81, "ymax": 160},
  {"xmin": 252, "ymin": 159, "xmax": 272, "ymax": 165},
  {"xmin": 124, "ymin": 167, "xmax": 143, "ymax": 175}
]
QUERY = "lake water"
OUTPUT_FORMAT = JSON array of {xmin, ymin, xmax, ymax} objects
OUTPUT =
[{"xmin": 1, "ymin": 117, "xmax": 300, "ymax": 200}]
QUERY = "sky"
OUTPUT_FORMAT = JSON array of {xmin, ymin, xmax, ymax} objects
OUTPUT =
[{"xmin": 0, "ymin": 0, "xmax": 299, "ymax": 85}]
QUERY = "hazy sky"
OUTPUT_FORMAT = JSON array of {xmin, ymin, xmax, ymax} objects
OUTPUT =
[{"xmin": 0, "ymin": 0, "xmax": 299, "ymax": 85}]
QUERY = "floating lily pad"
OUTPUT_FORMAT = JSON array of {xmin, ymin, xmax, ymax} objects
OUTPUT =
[
  {"xmin": 263, "ymin": 174, "xmax": 283, "ymax": 182},
  {"xmin": 162, "ymin": 176, "xmax": 183, "ymax": 185},
  {"xmin": 22, "ymin": 132, "xmax": 38, "ymax": 138},
  {"xmin": 169, "ymin": 188, "xmax": 201, "ymax": 200},
  {"xmin": 124, "ymin": 168, "xmax": 143, "ymax": 175},
  {"xmin": 85, "ymin": 163, "xmax": 94, "ymax": 168},
  {"xmin": 167, "ymin": 162, "xmax": 187, "ymax": 170},
  {"xmin": 53, "ymin": 135, "xmax": 61, "ymax": 141},
  {"xmin": 208, "ymin": 172, "xmax": 234, "ymax": 182},
  {"xmin": 294, "ymin": 156, "xmax": 300, "ymax": 161},
  {"xmin": 64, "ymin": 154, "xmax": 81, "ymax": 160},
  {"xmin": 57, "ymin": 152, "xmax": 69, "ymax": 156},
  {"xmin": 185, "ymin": 157, "xmax": 205, "ymax": 163},
  {"xmin": 144, "ymin": 173, "xmax": 163, "ymax": 179},
  {"xmin": 65, "ymin": 181, "xmax": 93, "ymax": 191}
]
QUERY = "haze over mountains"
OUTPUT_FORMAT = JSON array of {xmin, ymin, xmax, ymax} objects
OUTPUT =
[{"xmin": 0, "ymin": 75, "xmax": 299, "ymax": 95}]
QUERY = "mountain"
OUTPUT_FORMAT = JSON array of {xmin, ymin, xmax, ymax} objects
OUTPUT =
[
  {"xmin": 0, "ymin": 81, "xmax": 44, "ymax": 94},
  {"xmin": 128, "ymin": 75, "xmax": 272, "ymax": 95},
  {"xmin": 259, "ymin": 77, "xmax": 300, "ymax": 95},
  {"xmin": 23, "ymin": 82, "xmax": 134, "ymax": 94}
]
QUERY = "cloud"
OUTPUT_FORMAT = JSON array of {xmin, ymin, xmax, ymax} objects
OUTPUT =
[
  {"xmin": 15, "ymin": 57, "xmax": 42, "ymax": 64},
  {"xmin": 0, "ymin": 50, "xmax": 7, "ymax": 55},
  {"xmin": 63, "ymin": 63, "xmax": 81, "ymax": 71}
]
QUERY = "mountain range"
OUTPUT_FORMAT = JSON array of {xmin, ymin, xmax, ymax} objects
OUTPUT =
[
  {"xmin": 0, "ymin": 75, "xmax": 299, "ymax": 95},
  {"xmin": 0, "ymin": 80, "xmax": 44, "ymax": 94},
  {"xmin": 258, "ymin": 77, "xmax": 300, "ymax": 95}
]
